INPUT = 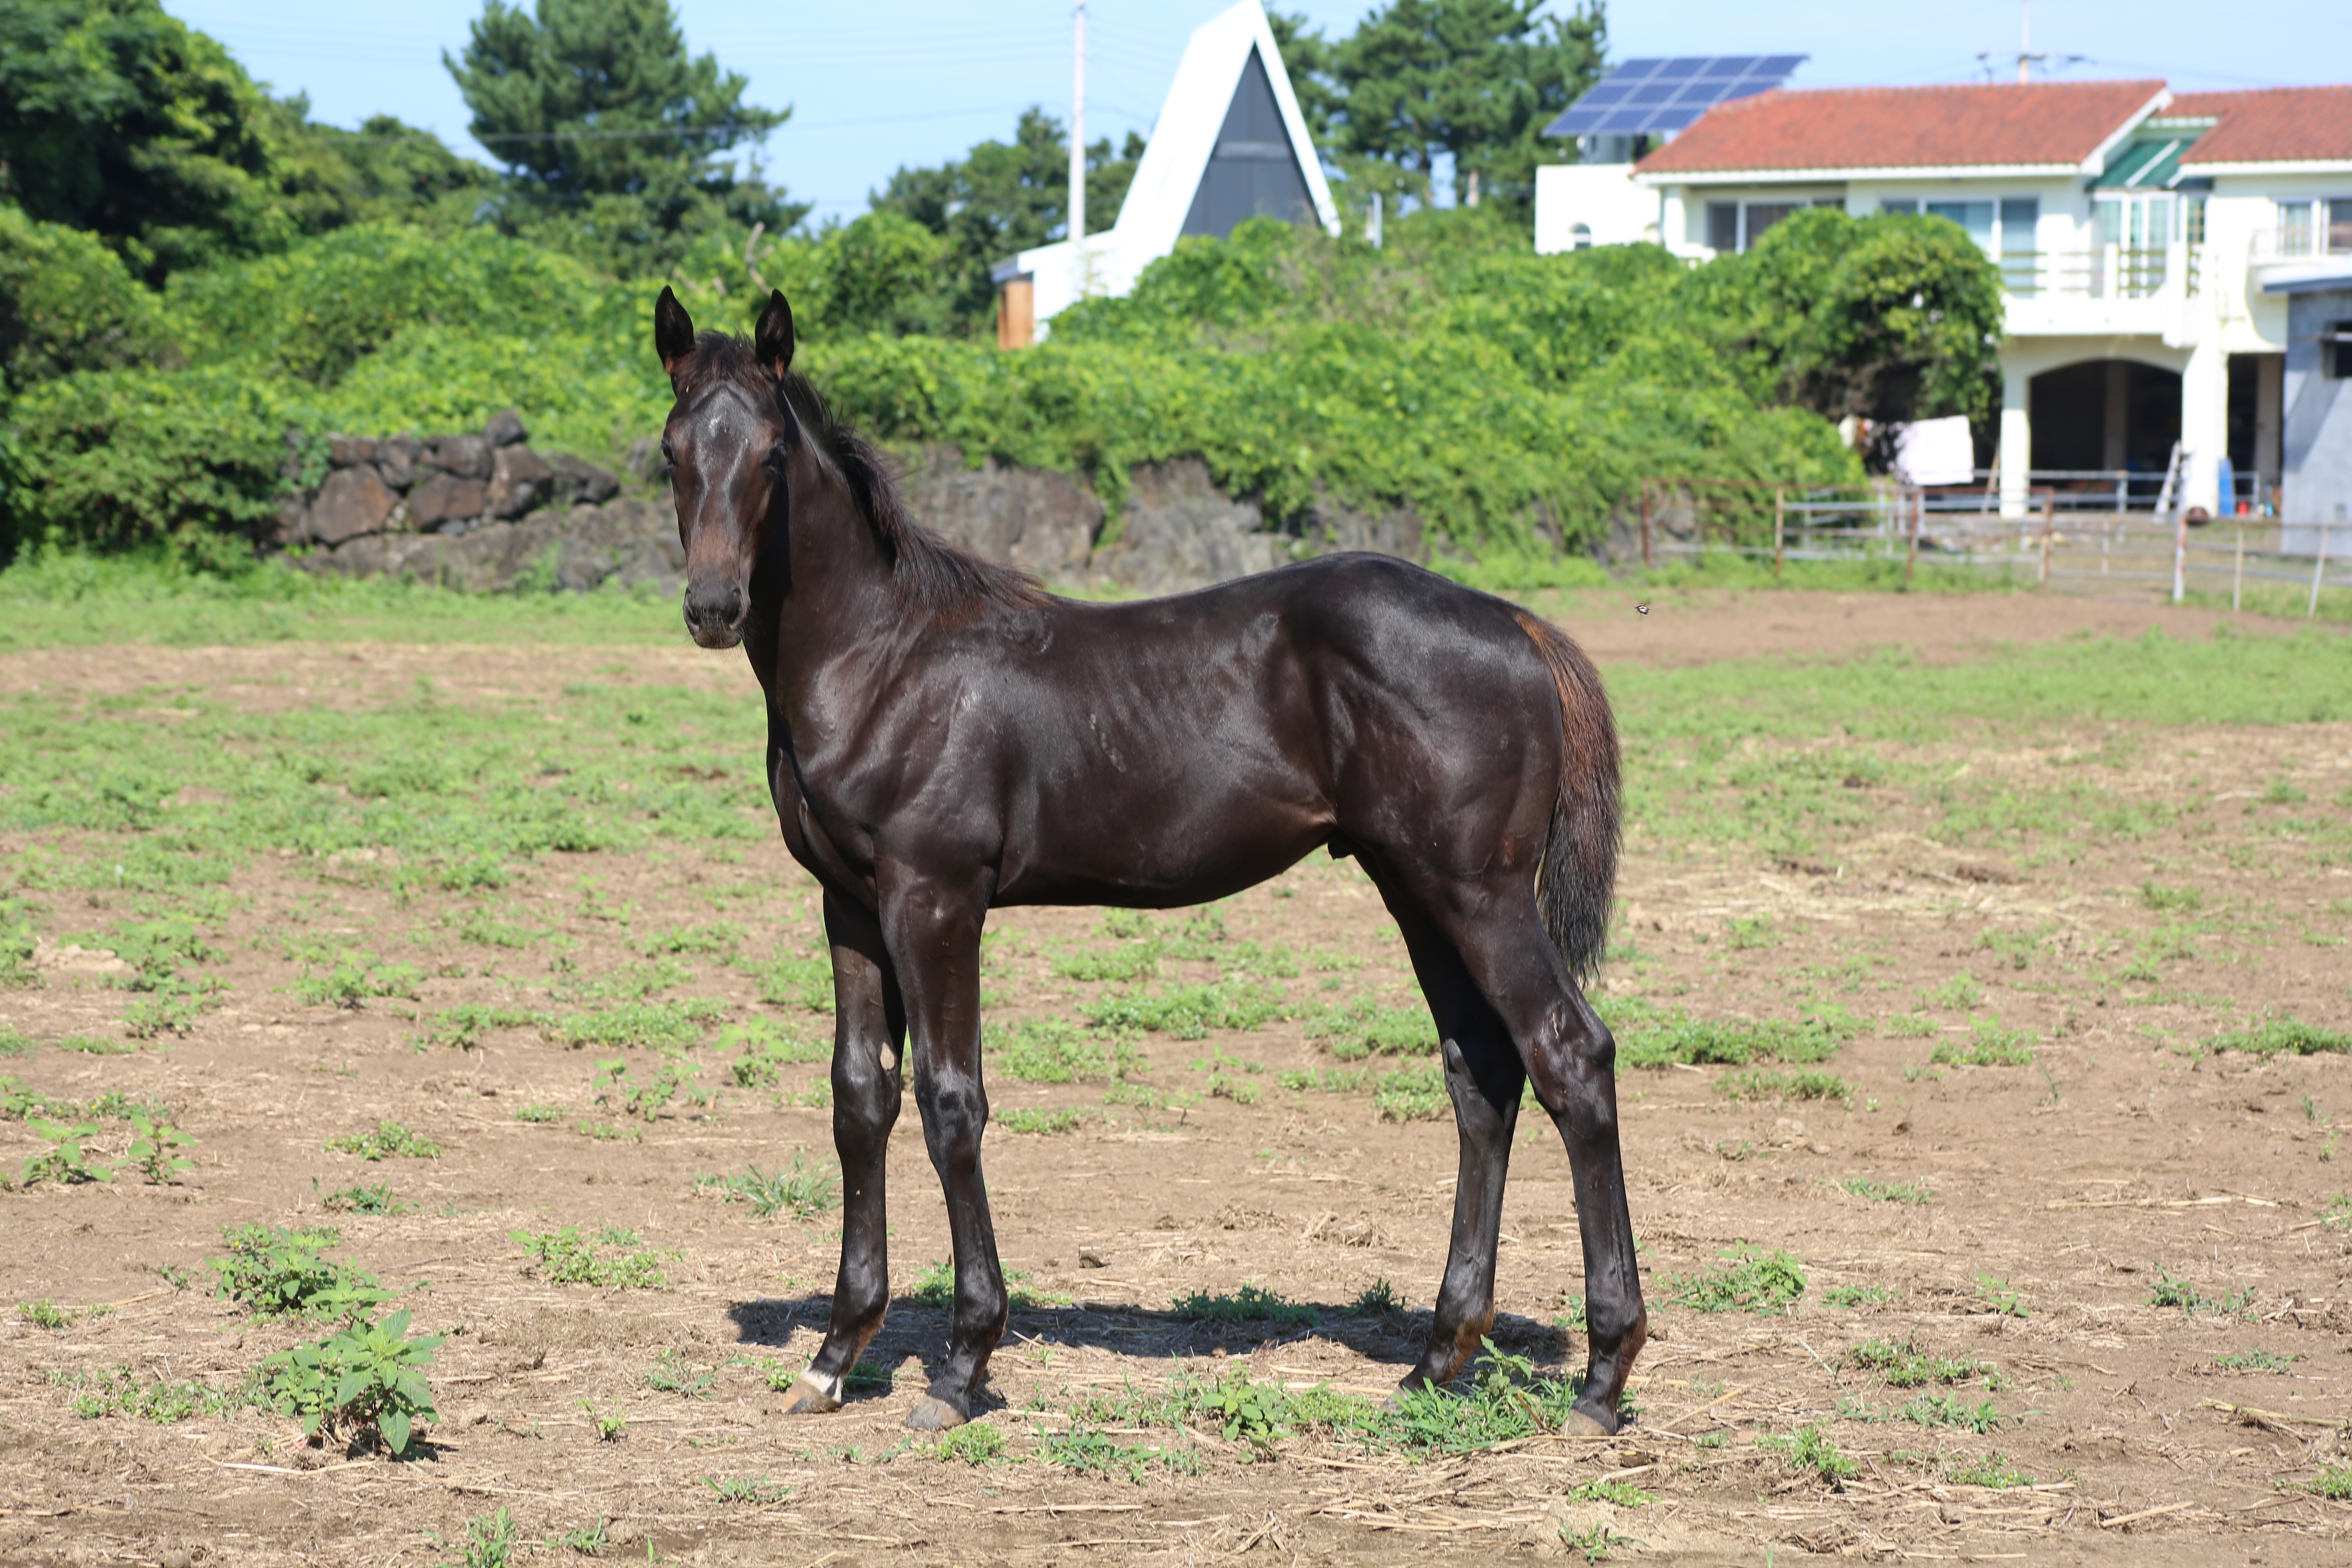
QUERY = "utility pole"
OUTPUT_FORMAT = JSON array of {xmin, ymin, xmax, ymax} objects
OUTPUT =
[
  {"xmin": 1069, "ymin": 0, "xmax": 1087, "ymax": 248},
  {"xmin": 2018, "ymin": 0, "xmax": 2031, "ymax": 82}
]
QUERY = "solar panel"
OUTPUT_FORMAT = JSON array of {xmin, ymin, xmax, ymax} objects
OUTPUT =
[{"xmin": 1545, "ymin": 55, "xmax": 1806, "ymax": 138}]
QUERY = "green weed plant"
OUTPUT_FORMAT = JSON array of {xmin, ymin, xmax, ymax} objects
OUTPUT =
[
  {"xmin": 208, "ymin": 1224, "xmax": 390, "ymax": 1320},
  {"xmin": 2209, "ymin": 1017, "xmax": 2352, "ymax": 1057},
  {"xmin": 695, "ymin": 1154, "xmax": 840, "ymax": 1218},
  {"xmin": 263, "ymin": 1307, "xmax": 441, "ymax": 1455},
  {"xmin": 55, "ymin": 1363, "xmax": 261, "ymax": 1423},
  {"xmin": 323, "ymin": 1121, "xmax": 441, "ymax": 1160},
  {"xmin": 512, "ymin": 1226, "xmax": 670, "ymax": 1289},
  {"xmin": 1171, "ymin": 1282, "xmax": 1316, "ymax": 1325},
  {"xmin": 1760, "ymin": 1424, "xmax": 1859, "ymax": 1486},
  {"xmin": 1717, "ymin": 1067, "xmax": 1850, "ymax": 1102},
  {"xmin": 1666, "ymin": 1245, "xmax": 1806, "ymax": 1314},
  {"xmin": 1931, "ymin": 1022, "xmax": 2036, "ymax": 1067}
]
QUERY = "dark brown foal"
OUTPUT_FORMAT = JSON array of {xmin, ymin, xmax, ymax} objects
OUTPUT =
[{"xmin": 654, "ymin": 286, "xmax": 1644, "ymax": 1433}]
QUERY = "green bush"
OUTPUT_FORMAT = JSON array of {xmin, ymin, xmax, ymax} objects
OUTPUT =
[
  {"xmin": 2, "ymin": 364, "xmax": 290, "ymax": 560},
  {"xmin": 163, "ymin": 220, "xmax": 610, "ymax": 388},
  {"xmin": 0, "ymin": 173, "xmax": 2021, "ymax": 580},
  {"xmin": 0, "ymin": 207, "xmax": 170, "ymax": 394},
  {"xmin": 4, "ymin": 205, "xmax": 1953, "ymax": 572}
]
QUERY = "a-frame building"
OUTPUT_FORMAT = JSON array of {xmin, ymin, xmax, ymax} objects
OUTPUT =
[{"xmin": 995, "ymin": 0, "xmax": 1339, "ymax": 345}]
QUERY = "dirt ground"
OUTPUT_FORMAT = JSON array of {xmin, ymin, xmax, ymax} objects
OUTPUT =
[{"xmin": 3, "ymin": 588, "xmax": 2351, "ymax": 1566}]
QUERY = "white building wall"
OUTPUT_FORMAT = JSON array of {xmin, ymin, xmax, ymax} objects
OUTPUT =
[
  {"xmin": 1006, "ymin": 0, "xmax": 1338, "ymax": 335},
  {"xmin": 1532, "ymin": 164, "xmax": 1658, "ymax": 254}
]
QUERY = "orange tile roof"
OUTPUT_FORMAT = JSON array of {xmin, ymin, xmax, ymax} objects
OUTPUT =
[
  {"xmin": 1637, "ymin": 80, "xmax": 2165, "ymax": 175},
  {"xmin": 2173, "ymin": 87, "xmax": 2352, "ymax": 164}
]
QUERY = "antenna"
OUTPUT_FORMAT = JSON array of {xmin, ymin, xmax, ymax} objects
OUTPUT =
[
  {"xmin": 1069, "ymin": 0, "xmax": 1087, "ymax": 248},
  {"xmin": 1974, "ymin": 0, "xmax": 2083, "ymax": 83}
]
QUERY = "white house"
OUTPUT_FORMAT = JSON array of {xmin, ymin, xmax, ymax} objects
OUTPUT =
[
  {"xmin": 1536, "ymin": 78, "xmax": 2352, "ymax": 525},
  {"xmin": 993, "ymin": 0, "xmax": 1338, "ymax": 344}
]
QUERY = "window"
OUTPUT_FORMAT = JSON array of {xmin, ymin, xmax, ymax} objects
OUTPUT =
[
  {"xmin": 1706, "ymin": 202, "xmax": 1738, "ymax": 252},
  {"xmin": 1999, "ymin": 197, "xmax": 2040, "ymax": 295},
  {"xmin": 2281, "ymin": 199, "xmax": 2316, "ymax": 255},
  {"xmin": 1704, "ymin": 198, "xmax": 1843, "ymax": 253},
  {"xmin": 2095, "ymin": 194, "xmax": 2177, "ymax": 247},
  {"xmin": 1744, "ymin": 202, "xmax": 1802, "ymax": 245},
  {"xmin": 1924, "ymin": 200, "xmax": 1995, "ymax": 247},
  {"xmin": 2276, "ymin": 199, "xmax": 2352, "ymax": 257},
  {"xmin": 2330, "ymin": 321, "xmax": 2352, "ymax": 381},
  {"xmin": 1569, "ymin": 223, "xmax": 1593, "ymax": 251},
  {"xmin": 1998, "ymin": 197, "xmax": 2039, "ymax": 247},
  {"xmin": 1884, "ymin": 196, "xmax": 2038, "ymax": 278}
]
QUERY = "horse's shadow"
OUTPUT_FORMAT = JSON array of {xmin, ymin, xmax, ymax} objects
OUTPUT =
[{"xmin": 722, "ymin": 1295, "xmax": 1570, "ymax": 1409}]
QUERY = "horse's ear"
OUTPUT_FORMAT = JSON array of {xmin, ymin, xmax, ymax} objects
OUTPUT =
[
  {"xmin": 754, "ymin": 290, "xmax": 795, "ymax": 379},
  {"xmin": 654, "ymin": 286, "xmax": 695, "ymax": 378}
]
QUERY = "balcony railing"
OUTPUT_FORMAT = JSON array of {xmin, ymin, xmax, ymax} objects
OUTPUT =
[
  {"xmin": 2248, "ymin": 226, "xmax": 2352, "ymax": 264},
  {"xmin": 2000, "ymin": 244, "xmax": 2180, "ymax": 301}
]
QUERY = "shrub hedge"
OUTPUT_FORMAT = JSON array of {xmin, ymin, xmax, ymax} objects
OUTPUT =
[{"xmin": 2, "ymin": 204, "xmax": 2000, "ymax": 577}]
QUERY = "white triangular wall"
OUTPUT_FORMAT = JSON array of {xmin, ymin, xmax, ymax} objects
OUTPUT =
[{"xmin": 1006, "ymin": 0, "xmax": 1339, "ymax": 333}]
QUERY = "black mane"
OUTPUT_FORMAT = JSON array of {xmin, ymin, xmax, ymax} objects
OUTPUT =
[{"xmin": 681, "ymin": 331, "xmax": 1048, "ymax": 617}]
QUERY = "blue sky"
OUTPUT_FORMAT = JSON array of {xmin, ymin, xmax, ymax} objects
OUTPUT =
[{"xmin": 177, "ymin": 0, "xmax": 2349, "ymax": 225}]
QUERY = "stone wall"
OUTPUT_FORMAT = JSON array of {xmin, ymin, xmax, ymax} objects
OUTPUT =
[
  {"xmin": 289, "ymin": 435, "xmax": 1424, "ymax": 597},
  {"xmin": 295, "ymin": 498, "xmax": 684, "ymax": 595},
  {"xmin": 278, "ymin": 409, "xmax": 622, "ymax": 548}
]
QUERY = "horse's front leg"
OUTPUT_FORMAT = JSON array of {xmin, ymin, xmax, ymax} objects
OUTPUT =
[
  {"xmin": 878, "ymin": 866, "xmax": 1005, "ymax": 1431},
  {"xmin": 780, "ymin": 889, "xmax": 905, "ymax": 1414}
]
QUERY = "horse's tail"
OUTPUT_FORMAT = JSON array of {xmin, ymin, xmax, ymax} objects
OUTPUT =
[{"xmin": 1512, "ymin": 610, "xmax": 1621, "ymax": 985}]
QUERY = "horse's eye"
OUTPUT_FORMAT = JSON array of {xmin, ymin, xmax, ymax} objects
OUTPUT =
[
  {"xmin": 763, "ymin": 445, "xmax": 788, "ymax": 475},
  {"xmin": 659, "ymin": 438, "xmax": 676, "ymax": 467}
]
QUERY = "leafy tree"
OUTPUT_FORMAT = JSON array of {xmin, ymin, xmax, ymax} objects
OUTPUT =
[
  {"xmin": 814, "ymin": 213, "xmax": 956, "ymax": 339},
  {"xmin": 0, "ymin": 3, "xmax": 499, "ymax": 282},
  {"xmin": 446, "ymin": 0, "xmax": 800, "ymax": 274},
  {"xmin": 265, "ymin": 110, "xmax": 498, "ymax": 236},
  {"xmin": 869, "ymin": 109, "xmax": 1144, "ymax": 336},
  {"xmin": 1328, "ymin": 0, "xmax": 1605, "ymax": 214},
  {"xmin": 0, "ymin": 0, "xmax": 291, "ymax": 280},
  {"xmin": 1713, "ymin": 207, "xmax": 2006, "ymax": 430}
]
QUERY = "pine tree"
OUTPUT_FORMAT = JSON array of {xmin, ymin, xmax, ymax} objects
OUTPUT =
[
  {"xmin": 1332, "ymin": 0, "xmax": 1605, "ymax": 216},
  {"xmin": 446, "ymin": 0, "xmax": 800, "ymax": 272}
]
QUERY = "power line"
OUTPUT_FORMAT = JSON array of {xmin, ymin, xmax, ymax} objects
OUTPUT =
[{"xmin": 327, "ymin": 105, "xmax": 1054, "ymax": 144}]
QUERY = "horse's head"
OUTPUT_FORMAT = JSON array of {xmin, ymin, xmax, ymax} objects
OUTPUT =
[{"xmin": 654, "ymin": 285, "xmax": 799, "ymax": 650}]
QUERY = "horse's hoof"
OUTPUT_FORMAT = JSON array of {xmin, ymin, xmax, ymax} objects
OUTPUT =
[
  {"xmin": 777, "ymin": 1374, "xmax": 842, "ymax": 1416},
  {"xmin": 1559, "ymin": 1403, "xmax": 1617, "ymax": 1437},
  {"xmin": 905, "ymin": 1394, "xmax": 968, "ymax": 1432}
]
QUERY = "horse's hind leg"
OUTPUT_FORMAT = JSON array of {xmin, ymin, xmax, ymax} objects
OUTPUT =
[
  {"xmin": 1369, "ymin": 877, "xmax": 1528, "ymax": 1394},
  {"xmin": 780, "ymin": 890, "xmax": 905, "ymax": 1415},
  {"xmin": 1413, "ymin": 881, "xmax": 1646, "ymax": 1434}
]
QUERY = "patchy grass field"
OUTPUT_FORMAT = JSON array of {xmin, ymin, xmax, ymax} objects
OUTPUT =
[{"xmin": 2, "ymin": 574, "xmax": 2350, "ymax": 1566}]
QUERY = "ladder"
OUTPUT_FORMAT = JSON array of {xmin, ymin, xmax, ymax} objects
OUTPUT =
[{"xmin": 2152, "ymin": 440, "xmax": 2182, "ymax": 519}]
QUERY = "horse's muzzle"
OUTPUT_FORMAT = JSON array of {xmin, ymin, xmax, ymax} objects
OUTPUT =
[{"xmin": 683, "ymin": 581, "xmax": 746, "ymax": 649}]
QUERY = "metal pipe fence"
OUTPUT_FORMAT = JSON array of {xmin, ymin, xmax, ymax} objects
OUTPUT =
[
  {"xmin": 1636, "ymin": 476, "xmax": 2352, "ymax": 616},
  {"xmin": 1918, "ymin": 470, "xmax": 2281, "ymax": 516}
]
